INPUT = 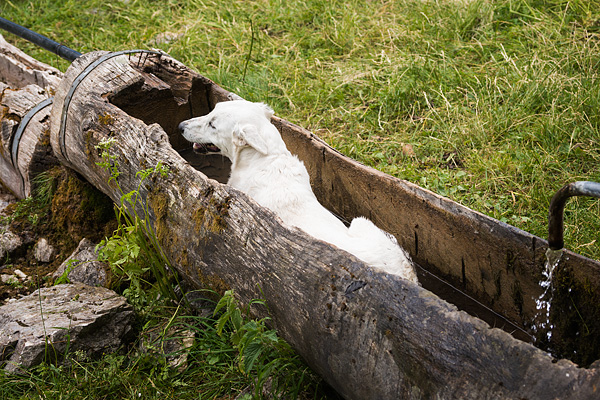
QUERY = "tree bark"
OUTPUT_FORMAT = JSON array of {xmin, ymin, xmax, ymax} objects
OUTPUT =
[
  {"xmin": 0, "ymin": 84, "xmax": 57, "ymax": 198},
  {"xmin": 0, "ymin": 34, "xmax": 62, "ymax": 91},
  {"xmin": 0, "ymin": 34, "xmax": 61, "ymax": 198},
  {"xmin": 46, "ymin": 50, "xmax": 600, "ymax": 400}
]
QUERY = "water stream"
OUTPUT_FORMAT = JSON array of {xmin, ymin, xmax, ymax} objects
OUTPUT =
[{"xmin": 532, "ymin": 248, "xmax": 564, "ymax": 342}]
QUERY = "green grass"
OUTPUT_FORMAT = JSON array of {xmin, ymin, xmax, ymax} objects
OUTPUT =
[
  {"xmin": 2, "ymin": 0, "xmax": 599, "ymax": 259},
  {"xmin": 0, "ymin": 297, "xmax": 329, "ymax": 399},
  {"xmin": 0, "ymin": 282, "xmax": 331, "ymax": 398},
  {"xmin": 1, "ymin": 0, "xmax": 600, "ymax": 394}
]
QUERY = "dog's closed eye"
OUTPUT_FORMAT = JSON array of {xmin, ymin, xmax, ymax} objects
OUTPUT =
[{"xmin": 208, "ymin": 119, "xmax": 216, "ymax": 129}]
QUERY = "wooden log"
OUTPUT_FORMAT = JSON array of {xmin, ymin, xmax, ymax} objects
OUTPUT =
[
  {"xmin": 0, "ymin": 34, "xmax": 62, "ymax": 91},
  {"xmin": 48, "ymin": 50, "xmax": 600, "ymax": 399},
  {"xmin": 0, "ymin": 84, "xmax": 57, "ymax": 198},
  {"xmin": 275, "ymin": 116, "xmax": 600, "ymax": 362},
  {"xmin": 0, "ymin": 34, "xmax": 61, "ymax": 198}
]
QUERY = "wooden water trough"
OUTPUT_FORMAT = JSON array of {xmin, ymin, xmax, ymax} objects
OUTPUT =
[{"xmin": 2, "ymin": 42, "xmax": 600, "ymax": 398}]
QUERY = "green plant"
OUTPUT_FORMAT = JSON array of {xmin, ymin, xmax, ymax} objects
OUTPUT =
[
  {"xmin": 32, "ymin": 170, "xmax": 58, "ymax": 207},
  {"xmin": 4, "ymin": 275, "xmax": 21, "ymax": 288},
  {"xmin": 94, "ymin": 138, "xmax": 177, "ymax": 310},
  {"xmin": 1, "ymin": 171, "xmax": 57, "ymax": 228},
  {"xmin": 0, "ymin": 289, "xmax": 332, "ymax": 400},
  {"xmin": 53, "ymin": 258, "xmax": 77, "ymax": 285},
  {"xmin": 213, "ymin": 290, "xmax": 320, "ymax": 398}
]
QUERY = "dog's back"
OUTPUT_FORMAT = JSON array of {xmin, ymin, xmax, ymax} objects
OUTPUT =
[
  {"xmin": 179, "ymin": 100, "xmax": 419, "ymax": 283},
  {"xmin": 347, "ymin": 217, "xmax": 418, "ymax": 282},
  {"xmin": 233, "ymin": 148, "xmax": 419, "ymax": 283}
]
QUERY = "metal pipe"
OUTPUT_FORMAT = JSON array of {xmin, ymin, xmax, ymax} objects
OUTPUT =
[
  {"xmin": 548, "ymin": 181, "xmax": 600, "ymax": 250},
  {"xmin": 0, "ymin": 17, "xmax": 81, "ymax": 62}
]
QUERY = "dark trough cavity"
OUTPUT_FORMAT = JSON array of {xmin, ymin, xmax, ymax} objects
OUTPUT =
[
  {"xmin": 178, "ymin": 150, "xmax": 230, "ymax": 184},
  {"xmin": 107, "ymin": 54, "xmax": 232, "ymax": 183},
  {"xmin": 106, "ymin": 54, "xmax": 600, "ymax": 367}
]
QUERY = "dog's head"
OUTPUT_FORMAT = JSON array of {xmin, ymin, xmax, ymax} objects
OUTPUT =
[{"xmin": 179, "ymin": 100, "xmax": 282, "ymax": 160}]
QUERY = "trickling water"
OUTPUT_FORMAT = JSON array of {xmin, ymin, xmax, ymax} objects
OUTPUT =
[{"xmin": 532, "ymin": 248, "xmax": 564, "ymax": 342}]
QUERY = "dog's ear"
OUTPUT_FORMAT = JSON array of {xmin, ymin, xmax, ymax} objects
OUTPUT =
[
  {"xmin": 233, "ymin": 124, "xmax": 269, "ymax": 155},
  {"xmin": 257, "ymin": 103, "xmax": 274, "ymax": 119}
]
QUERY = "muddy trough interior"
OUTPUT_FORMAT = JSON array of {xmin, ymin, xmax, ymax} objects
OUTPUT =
[{"xmin": 109, "ymin": 56, "xmax": 600, "ymax": 368}]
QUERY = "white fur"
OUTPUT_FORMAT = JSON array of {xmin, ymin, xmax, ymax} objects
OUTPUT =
[{"xmin": 179, "ymin": 100, "xmax": 418, "ymax": 283}]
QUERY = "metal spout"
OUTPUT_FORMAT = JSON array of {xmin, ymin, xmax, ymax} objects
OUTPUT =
[{"xmin": 548, "ymin": 181, "xmax": 600, "ymax": 250}]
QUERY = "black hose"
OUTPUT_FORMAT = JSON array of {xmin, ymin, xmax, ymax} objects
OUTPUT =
[
  {"xmin": 548, "ymin": 181, "xmax": 600, "ymax": 250},
  {"xmin": 0, "ymin": 17, "xmax": 81, "ymax": 62}
]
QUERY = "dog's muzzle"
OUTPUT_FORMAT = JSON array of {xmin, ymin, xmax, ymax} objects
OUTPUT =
[
  {"xmin": 179, "ymin": 120, "xmax": 221, "ymax": 154},
  {"xmin": 192, "ymin": 142, "xmax": 221, "ymax": 154}
]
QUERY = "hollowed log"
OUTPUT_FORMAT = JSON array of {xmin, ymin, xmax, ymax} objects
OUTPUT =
[{"xmin": 46, "ymin": 50, "xmax": 600, "ymax": 399}]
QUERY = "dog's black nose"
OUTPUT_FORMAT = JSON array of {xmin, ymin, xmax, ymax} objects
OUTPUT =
[{"xmin": 178, "ymin": 121, "xmax": 187, "ymax": 133}]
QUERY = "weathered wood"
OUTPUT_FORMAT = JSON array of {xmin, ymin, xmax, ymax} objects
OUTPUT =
[
  {"xmin": 273, "ymin": 118, "xmax": 600, "ymax": 365},
  {"xmin": 47, "ymin": 50, "xmax": 600, "ymax": 399},
  {"xmin": 0, "ymin": 84, "xmax": 57, "ymax": 198},
  {"xmin": 0, "ymin": 34, "xmax": 62, "ymax": 91},
  {"xmin": 0, "ymin": 34, "xmax": 62, "ymax": 198}
]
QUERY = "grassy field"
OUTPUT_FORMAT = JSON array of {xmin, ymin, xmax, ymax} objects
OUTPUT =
[
  {"xmin": 1, "ymin": 0, "xmax": 600, "ymax": 397},
  {"xmin": 2, "ymin": 0, "xmax": 599, "ymax": 259}
]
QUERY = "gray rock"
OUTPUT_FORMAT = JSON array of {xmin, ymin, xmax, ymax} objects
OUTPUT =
[
  {"xmin": 53, "ymin": 238, "xmax": 109, "ymax": 287},
  {"xmin": 1, "ymin": 274, "xmax": 18, "ymax": 285},
  {"xmin": 33, "ymin": 238, "xmax": 55, "ymax": 263},
  {"xmin": 0, "ymin": 192, "xmax": 16, "ymax": 215},
  {"xmin": 151, "ymin": 31, "xmax": 184, "ymax": 45},
  {"xmin": 12, "ymin": 269, "xmax": 27, "ymax": 280},
  {"xmin": 0, "ymin": 283, "xmax": 134, "ymax": 372},
  {"xmin": 0, "ymin": 231, "xmax": 23, "ymax": 260},
  {"xmin": 140, "ymin": 326, "xmax": 195, "ymax": 372}
]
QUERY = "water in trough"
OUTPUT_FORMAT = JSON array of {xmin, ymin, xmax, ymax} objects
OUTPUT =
[{"xmin": 533, "ymin": 248, "xmax": 564, "ymax": 345}]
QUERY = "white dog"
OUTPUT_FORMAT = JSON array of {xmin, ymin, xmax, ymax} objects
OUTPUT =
[{"xmin": 179, "ymin": 100, "xmax": 418, "ymax": 283}]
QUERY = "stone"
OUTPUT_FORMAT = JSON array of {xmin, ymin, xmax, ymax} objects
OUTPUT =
[
  {"xmin": 0, "ymin": 283, "xmax": 134, "ymax": 372},
  {"xmin": 1, "ymin": 274, "xmax": 18, "ymax": 285},
  {"xmin": 33, "ymin": 238, "xmax": 55, "ymax": 263},
  {"xmin": 0, "ymin": 192, "xmax": 16, "ymax": 215},
  {"xmin": 151, "ymin": 31, "xmax": 184, "ymax": 45},
  {"xmin": 0, "ymin": 231, "xmax": 23, "ymax": 260},
  {"xmin": 12, "ymin": 269, "xmax": 27, "ymax": 280},
  {"xmin": 140, "ymin": 326, "xmax": 195, "ymax": 372},
  {"xmin": 53, "ymin": 238, "xmax": 109, "ymax": 287}
]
